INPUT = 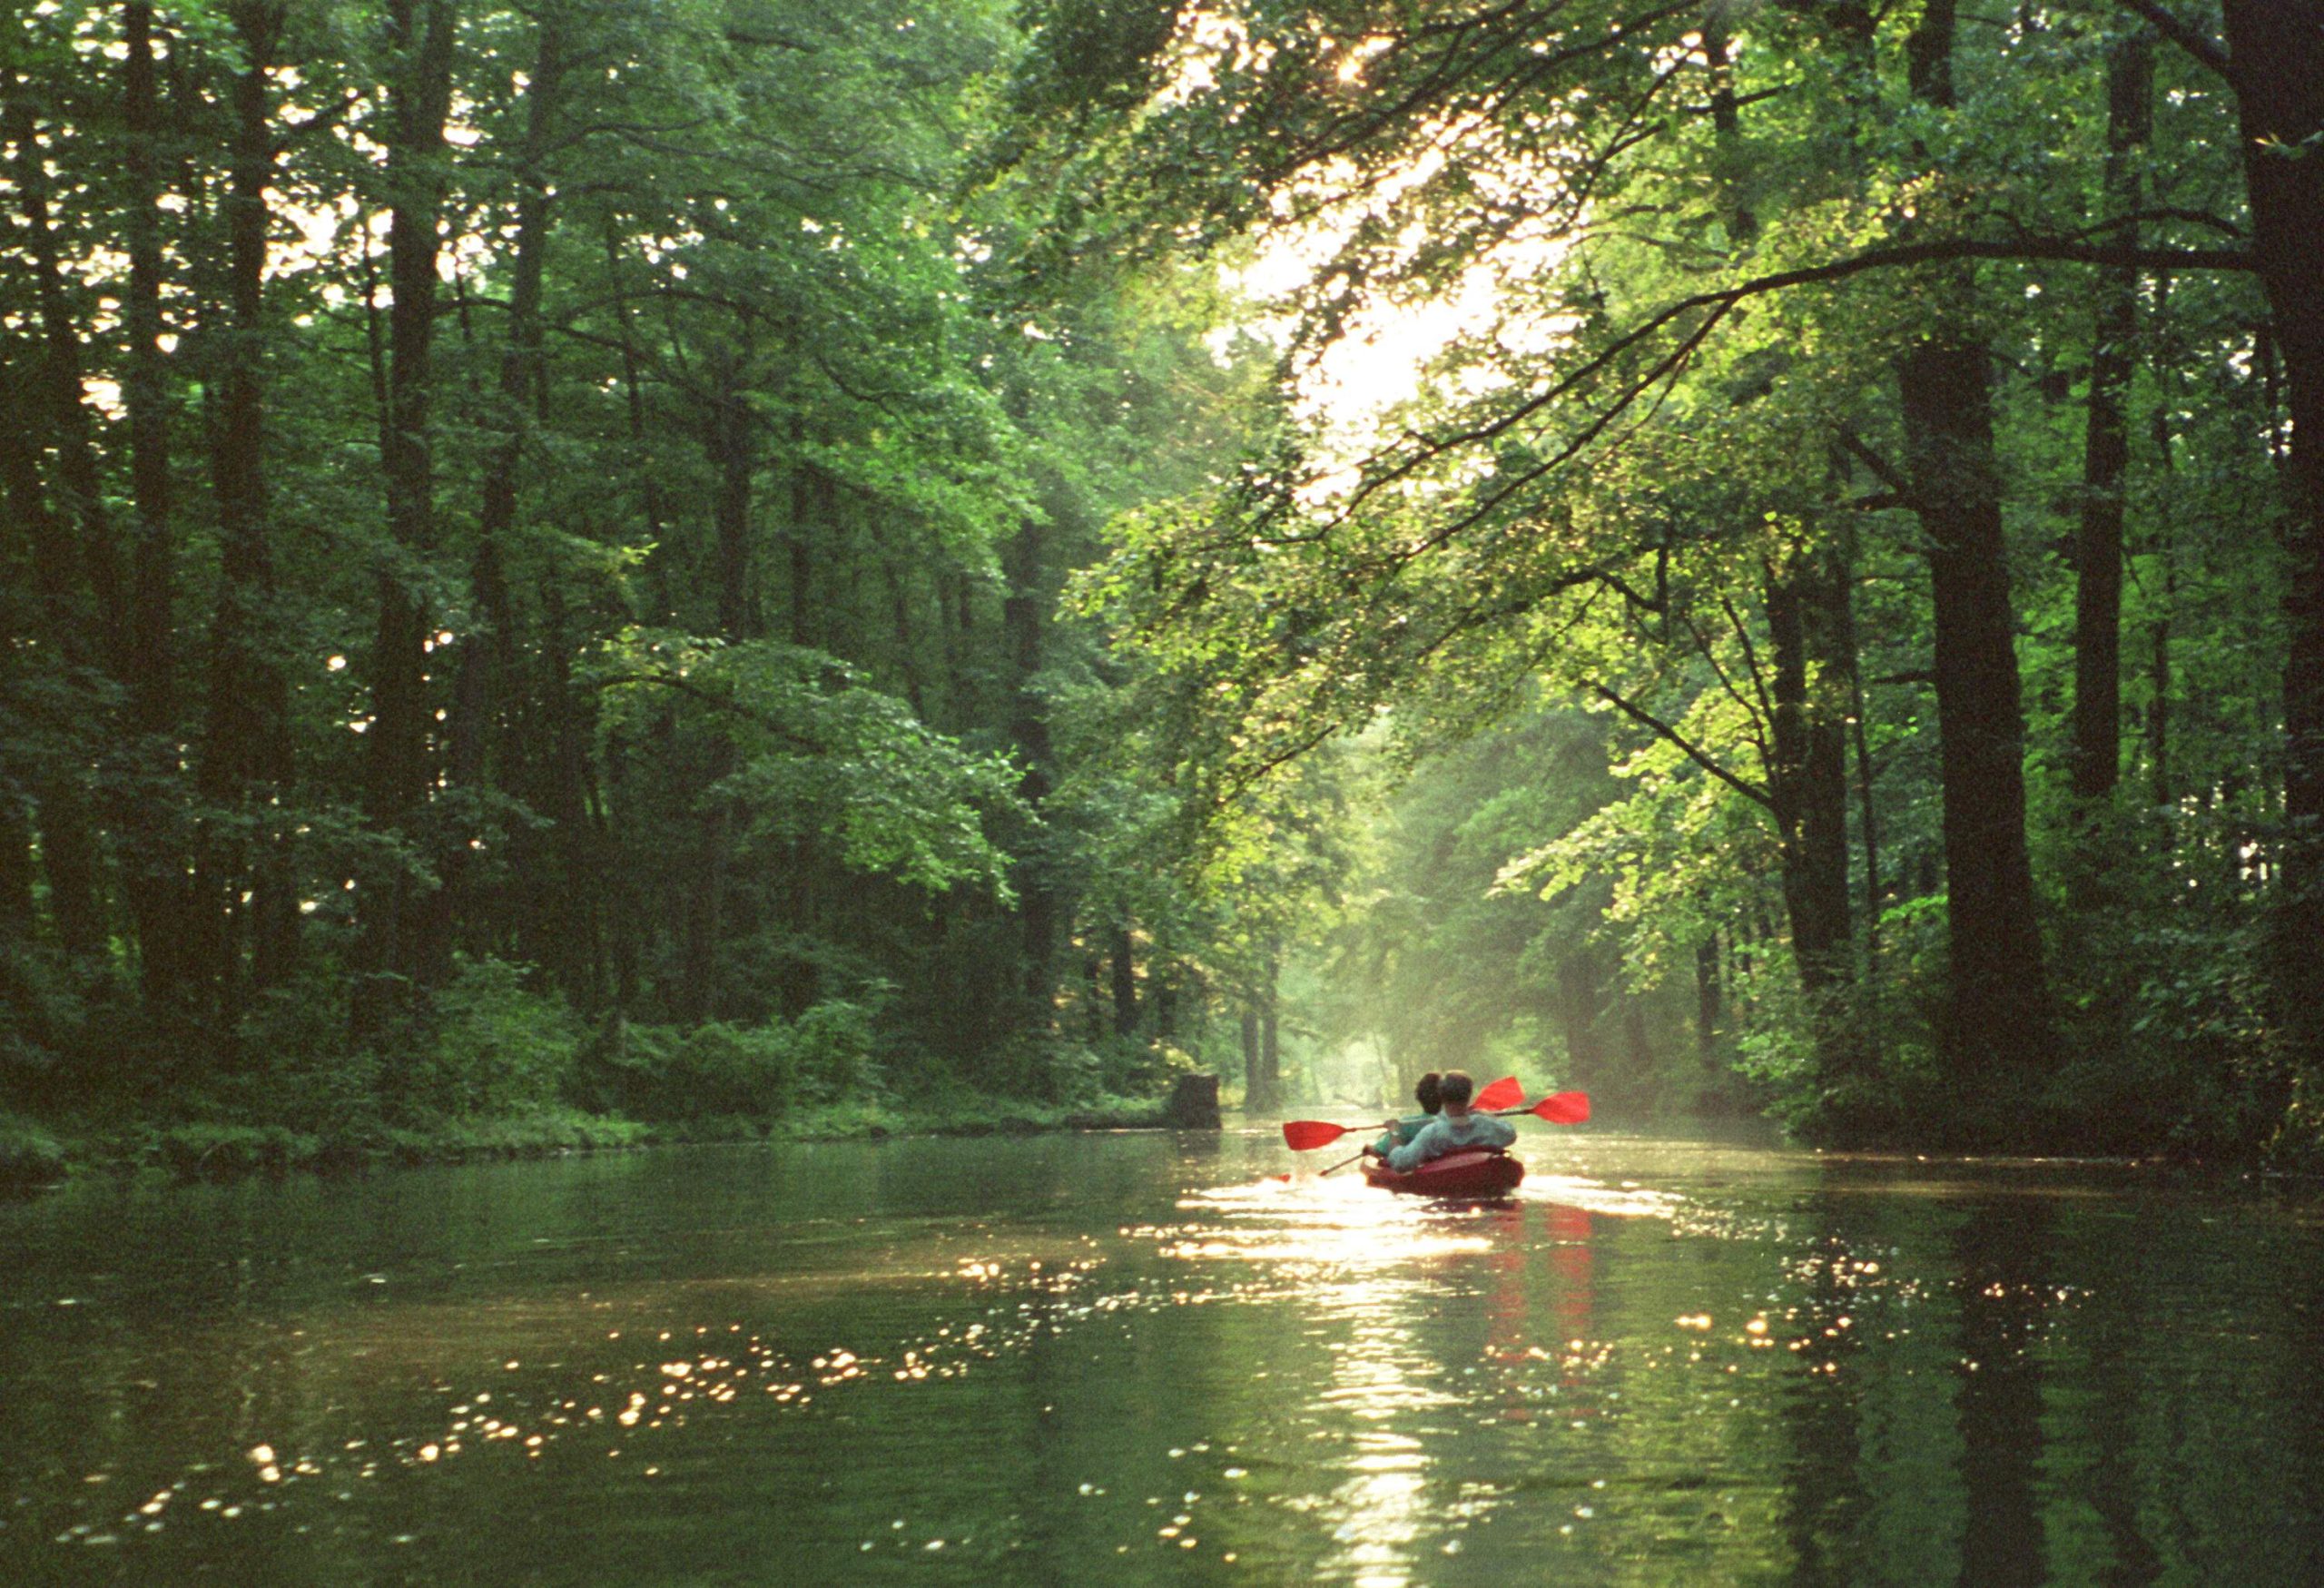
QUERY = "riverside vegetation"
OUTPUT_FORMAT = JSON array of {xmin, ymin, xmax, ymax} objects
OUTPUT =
[{"xmin": 4, "ymin": 0, "xmax": 2321, "ymax": 1184}]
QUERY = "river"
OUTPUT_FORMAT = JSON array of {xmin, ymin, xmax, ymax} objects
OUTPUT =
[{"xmin": 3, "ymin": 1126, "xmax": 2321, "ymax": 1584}]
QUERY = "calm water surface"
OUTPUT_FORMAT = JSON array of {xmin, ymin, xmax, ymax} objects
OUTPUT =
[{"xmin": 4, "ymin": 1127, "xmax": 2322, "ymax": 1584}]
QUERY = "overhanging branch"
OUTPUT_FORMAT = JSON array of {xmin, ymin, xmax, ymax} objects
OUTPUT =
[{"xmin": 1588, "ymin": 682, "xmax": 1773, "ymax": 811}]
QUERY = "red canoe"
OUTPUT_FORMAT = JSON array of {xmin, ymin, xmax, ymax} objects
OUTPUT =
[{"xmin": 1364, "ymin": 1148, "xmax": 1524, "ymax": 1198}]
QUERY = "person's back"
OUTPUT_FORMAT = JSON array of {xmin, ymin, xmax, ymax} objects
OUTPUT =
[
  {"xmin": 1381, "ymin": 1070, "xmax": 1514, "ymax": 1172},
  {"xmin": 1371, "ymin": 1072, "xmax": 1443, "ymax": 1156}
]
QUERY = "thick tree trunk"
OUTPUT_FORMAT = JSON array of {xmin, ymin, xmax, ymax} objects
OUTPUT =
[
  {"xmin": 5, "ymin": 90, "xmax": 126, "ymax": 676},
  {"xmin": 675, "ymin": 358, "xmax": 760, "ymax": 1028},
  {"xmin": 1764, "ymin": 553, "xmax": 1855, "ymax": 997},
  {"xmin": 31, "ymin": 786, "xmax": 105, "ymax": 961},
  {"xmin": 676, "ymin": 803, "xmax": 730, "ymax": 1027},
  {"xmin": 1557, "ymin": 951, "xmax": 1603, "ymax": 1085},
  {"xmin": 1696, "ymin": 934, "xmax": 1722, "ymax": 1062},
  {"xmin": 0, "ymin": 798, "xmax": 33, "ymax": 944},
  {"xmin": 1083, "ymin": 953, "xmax": 1104, "ymax": 1043},
  {"xmin": 118, "ymin": 0, "xmax": 194, "ymax": 1012},
  {"xmin": 444, "ymin": 15, "xmax": 563, "ymax": 968},
  {"xmin": 537, "ymin": 584, "xmax": 606, "ymax": 1011},
  {"xmin": 712, "ymin": 363, "xmax": 758, "ymax": 641},
  {"xmin": 2147, "ymin": 396, "xmax": 2175, "ymax": 812},
  {"xmin": 356, "ymin": 0, "xmax": 457, "ymax": 1030},
  {"xmin": 1897, "ymin": 0, "xmax": 2053, "ymax": 1108},
  {"xmin": 0, "ymin": 337, "xmax": 107, "ymax": 966},
  {"xmin": 1261, "ymin": 988, "xmax": 1281, "ymax": 1104},
  {"xmin": 2219, "ymin": 0, "xmax": 2324, "ymax": 1143},
  {"xmin": 1109, "ymin": 924, "xmax": 1137, "ymax": 1037},
  {"xmin": 197, "ymin": 3, "xmax": 300, "ymax": 1023},
  {"xmin": 1897, "ymin": 335, "xmax": 2054, "ymax": 1088},
  {"xmin": 122, "ymin": 3, "xmax": 174, "ymax": 739},
  {"xmin": 2067, "ymin": 30, "xmax": 2153, "ymax": 853},
  {"xmin": 1003, "ymin": 518, "xmax": 1059, "ymax": 1019}
]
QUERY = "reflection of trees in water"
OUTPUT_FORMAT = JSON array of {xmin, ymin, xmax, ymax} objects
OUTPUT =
[
  {"xmin": 2063, "ymin": 1208, "xmax": 2162, "ymax": 1587},
  {"xmin": 1952, "ymin": 1197, "xmax": 2053, "ymax": 1588},
  {"xmin": 1777, "ymin": 1203, "xmax": 1873, "ymax": 1588}
]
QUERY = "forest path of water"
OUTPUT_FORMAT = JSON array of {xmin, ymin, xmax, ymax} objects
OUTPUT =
[{"xmin": 4, "ymin": 1128, "xmax": 2320, "ymax": 1584}]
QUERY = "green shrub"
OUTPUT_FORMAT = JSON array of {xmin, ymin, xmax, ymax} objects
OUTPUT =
[
  {"xmin": 233, "ymin": 979, "xmax": 387, "ymax": 1134},
  {"xmin": 789, "ymin": 996, "xmax": 882, "ymax": 1102},
  {"xmin": 159, "ymin": 1122, "xmax": 320, "ymax": 1179},
  {"xmin": 576, "ymin": 996, "xmax": 887, "ymax": 1121},
  {"xmin": 577, "ymin": 1018, "xmax": 791, "ymax": 1120},
  {"xmin": 409, "ymin": 957, "xmax": 582, "ymax": 1119},
  {"xmin": 0, "ymin": 1110, "xmax": 67, "ymax": 1189}
]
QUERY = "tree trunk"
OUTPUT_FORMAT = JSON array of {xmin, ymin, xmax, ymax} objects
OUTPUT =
[
  {"xmin": 1241, "ymin": 1006, "xmax": 1265, "ymax": 1110},
  {"xmin": 675, "ymin": 355, "xmax": 759, "ymax": 1027},
  {"xmin": 540, "ymin": 583, "xmax": 606, "ymax": 1011},
  {"xmin": 356, "ymin": 0, "xmax": 457, "ymax": 1030},
  {"xmin": 1003, "ymin": 518, "xmax": 1059, "ymax": 1018},
  {"xmin": 5, "ymin": 85, "xmax": 126, "ymax": 676},
  {"xmin": 1261, "ymin": 986, "xmax": 1281, "ymax": 1105},
  {"xmin": 2219, "ymin": 0, "xmax": 2324, "ymax": 1144},
  {"xmin": 444, "ymin": 13, "xmax": 565, "ymax": 967},
  {"xmin": 0, "ymin": 339, "xmax": 109, "ymax": 965},
  {"xmin": 2146, "ymin": 399, "xmax": 2175, "ymax": 812},
  {"xmin": 1697, "ymin": 934, "xmax": 1722, "ymax": 1062},
  {"xmin": 2067, "ymin": 29, "xmax": 2153, "ymax": 856},
  {"xmin": 197, "ymin": 3, "xmax": 299, "ymax": 1026},
  {"xmin": 1764, "ymin": 552, "xmax": 1855, "ymax": 998},
  {"xmin": 1557, "ymin": 951, "xmax": 1603, "ymax": 1085},
  {"xmin": 0, "ymin": 797, "xmax": 34, "ymax": 945},
  {"xmin": 118, "ymin": 0, "xmax": 193, "ymax": 1013},
  {"xmin": 122, "ymin": 2, "xmax": 175, "ymax": 739},
  {"xmin": 1109, "ymin": 924, "xmax": 1137, "ymax": 1037},
  {"xmin": 1897, "ymin": 0, "xmax": 2053, "ymax": 1106},
  {"xmin": 712, "ymin": 360, "xmax": 758, "ymax": 641}
]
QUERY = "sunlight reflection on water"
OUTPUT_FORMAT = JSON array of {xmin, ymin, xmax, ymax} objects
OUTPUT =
[{"xmin": 5, "ymin": 1131, "xmax": 2324, "ymax": 1583}]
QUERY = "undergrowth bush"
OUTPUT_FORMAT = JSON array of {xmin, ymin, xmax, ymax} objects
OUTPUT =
[
  {"xmin": 409, "ymin": 956, "xmax": 583, "ymax": 1119},
  {"xmin": 0, "ymin": 1110, "xmax": 66, "ymax": 1189}
]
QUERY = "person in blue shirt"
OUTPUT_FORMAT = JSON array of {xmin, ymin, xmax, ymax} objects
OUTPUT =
[
  {"xmin": 1369, "ymin": 1071, "xmax": 1443, "ymax": 1158},
  {"xmin": 1372, "ymin": 1070, "xmax": 1516, "ymax": 1172}
]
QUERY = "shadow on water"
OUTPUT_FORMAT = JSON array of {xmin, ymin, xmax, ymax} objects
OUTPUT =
[{"xmin": 5, "ymin": 1129, "xmax": 2324, "ymax": 1583}]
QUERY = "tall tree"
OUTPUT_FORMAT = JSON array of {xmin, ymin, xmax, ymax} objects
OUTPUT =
[{"xmin": 356, "ymin": 0, "xmax": 458, "ymax": 1027}]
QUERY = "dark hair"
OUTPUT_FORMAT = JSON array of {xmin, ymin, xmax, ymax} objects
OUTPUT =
[
  {"xmin": 1413, "ymin": 1072, "xmax": 1443, "ymax": 1114},
  {"xmin": 1438, "ymin": 1070, "xmax": 1475, "ymax": 1107}
]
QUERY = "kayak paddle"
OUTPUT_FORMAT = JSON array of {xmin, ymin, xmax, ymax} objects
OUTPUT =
[
  {"xmin": 1280, "ymin": 1075, "xmax": 1528, "ymax": 1150},
  {"xmin": 1472, "ymin": 1074, "xmax": 1525, "ymax": 1111},
  {"xmin": 1508, "ymin": 1090, "xmax": 1590, "ymax": 1125},
  {"xmin": 1281, "ymin": 1117, "xmax": 1386, "ymax": 1151}
]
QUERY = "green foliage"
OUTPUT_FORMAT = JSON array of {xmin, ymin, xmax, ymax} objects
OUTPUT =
[
  {"xmin": 576, "ymin": 995, "xmax": 882, "ymax": 1124},
  {"xmin": 7, "ymin": 0, "xmax": 2308, "ymax": 1164},
  {"xmin": 0, "ymin": 1111, "xmax": 67, "ymax": 1189},
  {"xmin": 409, "ymin": 958, "xmax": 586, "ymax": 1120}
]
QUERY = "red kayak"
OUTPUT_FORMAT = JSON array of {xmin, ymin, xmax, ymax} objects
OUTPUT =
[{"xmin": 1364, "ymin": 1148, "xmax": 1524, "ymax": 1198}]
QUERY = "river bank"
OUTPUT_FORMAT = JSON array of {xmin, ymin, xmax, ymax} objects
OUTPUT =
[{"xmin": 0, "ymin": 1088, "xmax": 1197, "ymax": 1194}]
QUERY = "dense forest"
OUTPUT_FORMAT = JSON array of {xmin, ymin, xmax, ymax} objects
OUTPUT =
[{"xmin": 2, "ymin": 0, "xmax": 2319, "ymax": 1170}]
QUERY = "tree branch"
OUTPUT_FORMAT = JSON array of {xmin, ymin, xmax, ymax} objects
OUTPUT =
[
  {"xmin": 590, "ymin": 670, "xmax": 818, "ymax": 749},
  {"xmin": 2112, "ymin": 2, "xmax": 2240, "ymax": 91},
  {"xmin": 1587, "ymin": 682, "xmax": 1773, "ymax": 810}
]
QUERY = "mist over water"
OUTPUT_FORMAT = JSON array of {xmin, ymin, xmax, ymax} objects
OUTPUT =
[{"xmin": 5, "ymin": 1129, "xmax": 2320, "ymax": 1583}]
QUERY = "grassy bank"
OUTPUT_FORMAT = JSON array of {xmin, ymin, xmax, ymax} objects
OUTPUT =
[{"xmin": 0, "ymin": 1089, "xmax": 1188, "ymax": 1193}]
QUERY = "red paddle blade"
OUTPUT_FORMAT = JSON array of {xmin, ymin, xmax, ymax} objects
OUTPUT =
[
  {"xmin": 1472, "ymin": 1075, "xmax": 1523, "ymax": 1112},
  {"xmin": 1531, "ymin": 1090, "xmax": 1590, "ymax": 1125},
  {"xmin": 1283, "ymin": 1119, "xmax": 1354, "ymax": 1151}
]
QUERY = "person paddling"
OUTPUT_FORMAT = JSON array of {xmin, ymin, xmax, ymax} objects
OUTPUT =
[
  {"xmin": 1369, "ymin": 1071, "xmax": 1443, "ymax": 1159},
  {"xmin": 1370, "ymin": 1070, "xmax": 1515, "ymax": 1173}
]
